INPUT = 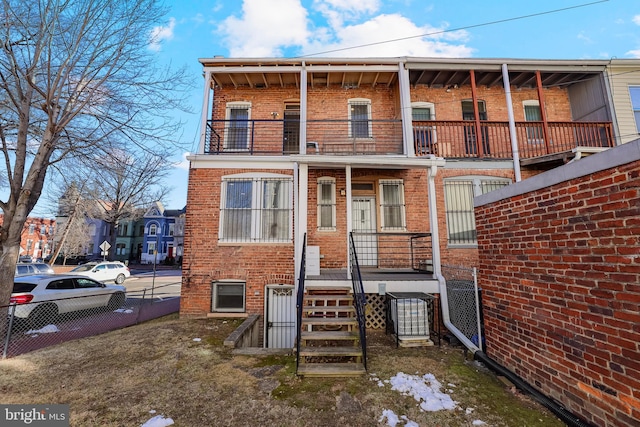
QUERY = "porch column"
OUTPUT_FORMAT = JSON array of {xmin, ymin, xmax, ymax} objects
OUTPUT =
[
  {"xmin": 300, "ymin": 62, "xmax": 308, "ymax": 154},
  {"xmin": 198, "ymin": 71, "xmax": 212, "ymax": 154},
  {"xmin": 502, "ymin": 64, "xmax": 522, "ymax": 182},
  {"xmin": 398, "ymin": 61, "xmax": 415, "ymax": 157},
  {"xmin": 469, "ymin": 70, "xmax": 484, "ymax": 157},
  {"xmin": 535, "ymin": 70, "xmax": 552, "ymax": 154},
  {"xmin": 345, "ymin": 165, "xmax": 352, "ymax": 280},
  {"xmin": 297, "ymin": 163, "xmax": 308, "ymax": 279},
  {"xmin": 427, "ymin": 164, "xmax": 442, "ymax": 277}
]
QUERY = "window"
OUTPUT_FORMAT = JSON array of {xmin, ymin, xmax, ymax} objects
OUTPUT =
[
  {"xmin": 444, "ymin": 177, "xmax": 511, "ymax": 245},
  {"xmin": 119, "ymin": 224, "xmax": 128, "ymax": 237},
  {"xmin": 523, "ymin": 100, "xmax": 543, "ymax": 143},
  {"xmin": 40, "ymin": 225, "xmax": 46, "ymax": 234},
  {"xmin": 412, "ymin": 102, "xmax": 436, "ymax": 155},
  {"xmin": 212, "ymin": 282, "xmax": 245, "ymax": 312},
  {"xmin": 169, "ymin": 224, "xmax": 175, "ymax": 236},
  {"xmin": 149, "ymin": 224, "xmax": 157, "ymax": 236},
  {"xmin": 147, "ymin": 242, "xmax": 156, "ymax": 255},
  {"xmin": 462, "ymin": 100, "xmax": 490, "ymax": 155},
  {"xmin": 28, "ymin": 224, "xmax": 35, "ymax": 234},
  {"xmin": 26, "ymin": 239, "xmax": 33, "ymax": 252},
  {"xmin": 630, "ymin": 86, "xmax": 640, "ymax": 133},
  {"xmin": 88, "ymin": 223, "xmax": 96, "ymax": 237},
  {"xmin": 220, "ymin": 174, "xmax": 293, "ymax": 243},
  {"xmin": 75, "ymin": 278, "xmax": 101, "ymax": 289},
  {"xmin": 116, "ymin": 243, "xmax": 127, "ymax": 256},
  {"xmin": 379, "ymin": 180, "xmax": 406, "ymax": 230},
  {"xmin": 225, "ymin": 102, "xmax": 251, "ymax": 150},
  {"xmin": 348, "ymin": 99, "xmax": 372, "ymax": 138},
  {"xmin": 317, "ymin": 178, "xmax": 336, "ymax": 230}
]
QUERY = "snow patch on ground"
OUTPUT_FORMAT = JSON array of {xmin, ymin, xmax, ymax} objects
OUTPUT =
[
  {"xmin": 141, "ymin": 414, "xmax": 173, "ymax": 427},
  {"xmin": 25, "ymin": 324, "xmax": 60, "ymax": 335},
  {"xmin": 192, "ymin": 338, "xmax": 201, "ymax": 342}
]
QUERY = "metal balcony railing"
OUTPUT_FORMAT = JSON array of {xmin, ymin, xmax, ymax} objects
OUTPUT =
[
  {"xmin": 412, "ymin": 120, "xmax": 614, "ymax": 159},
  {"xmin": 350, "ymin": 232, "xmax": 433, "ymax": 272}
]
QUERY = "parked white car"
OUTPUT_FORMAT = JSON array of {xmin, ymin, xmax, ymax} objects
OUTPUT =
[
  {"xmin": 10, "ymin": 274, "xmax": 127, "ymax": 328},
  {"xmin": 15, "ymin": 262, "xmax": 55, "ymax": 277},
  {"xmin": 68, "ymin": 261, "xmax": 130, "ymax": 284}
]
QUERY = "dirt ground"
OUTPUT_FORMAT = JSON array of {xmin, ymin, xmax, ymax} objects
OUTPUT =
[{"xmin": 0, "ymin": 315, "xmax": 564, "ymax": 427}]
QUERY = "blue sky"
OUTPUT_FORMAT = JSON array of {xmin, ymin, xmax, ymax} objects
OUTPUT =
[{"xmin": 112, "ymin": 0, "xmax": 640, "ymax": 213}]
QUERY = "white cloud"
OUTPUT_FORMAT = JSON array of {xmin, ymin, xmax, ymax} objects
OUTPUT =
[
  {"xmin": 305, "ymin": 14, "xmax": 472, "ymax": 58},
  {"xmin": 149, "ymin": 17, "xmax": 176, "ymax": 52},
  {"xmin": 633, "ymin": 15, "xmax": 640, "ymax": 25},
  {"xmin": 626, "ymin": 49, "xmax": 640, "ymax": 58},
  {"xmin": 218, "ymin": 0, "xmax": 309, "ymax": 57},
  {"xmin": 174, "ymin": 152, "xmax": 190, "ymax": 170}
]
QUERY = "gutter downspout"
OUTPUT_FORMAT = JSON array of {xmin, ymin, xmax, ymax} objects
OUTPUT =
[
  {"xmin": 427, "ymin": 164, "xmax": 479, "ymax": 352},
  {"xmin": 502, "ymin": 64, "xmax": 522, "ymax": 182}
]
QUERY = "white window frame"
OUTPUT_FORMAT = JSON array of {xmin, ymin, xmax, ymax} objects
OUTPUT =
[
  {"xmin": 317, "ymin": 177, "xmax": 336, "ymax": 231},
  {"xmin": 224, "ymin": 101, "xmax": 251, "ymax": 150},
  {"xmin": 348, "ymin": 98, "xmax": 372, "ymax": 138},
  {"xmin": 379, "ymin": 179, "xmax": 406, "ymax": 231},
  {"xmin": 147, "ymin": 242, "xmax": 156, "ymax": 255},
  {"xmin": 523, "ymin": 100, "xmax": 543, "ymax": 144},
  {"xmin": 630, "ymin": 86, "xmax": 640, "ymax": 133},
  {"xmin": 169, "ymin": 223, "xmax": 175, "ymax": 236},
  {"xmin": 148, "ymin": 223, "xmax": 157, "ymax": 236},
  {"xmin": 444, "ymin": 176, "xmax": 511, "ymax": 246},
  {"xmin": 212, "ymin": 281, "xmax": 246, "ymax": 313},
  {"xmin": 219, "ymin": 173, "xmax": 293, "ymax": 243},
  {"xmin": 411, "ymin": 102, "xmax": 436, "ymax": 155}
]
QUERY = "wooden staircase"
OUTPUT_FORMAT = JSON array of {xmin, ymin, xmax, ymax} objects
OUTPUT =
[{"xmin": 296, "ymin": 286, "xmax": 366, "ymax": 377}]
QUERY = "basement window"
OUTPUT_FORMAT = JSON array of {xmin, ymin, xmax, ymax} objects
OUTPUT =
[{"xmin": 212, "ymin": 281, "xmax": 246, "ymax": 312}]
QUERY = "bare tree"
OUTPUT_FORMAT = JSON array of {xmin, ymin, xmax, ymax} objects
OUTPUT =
[{"xmin": 0, "ymin": 0, "xmax": 190, "ymax": 308}]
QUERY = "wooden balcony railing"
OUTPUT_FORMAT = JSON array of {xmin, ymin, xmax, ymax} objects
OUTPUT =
[
  {"xmin": 412, "ymin": 120, "xmax": 614, "ymax": 159},
  {"xmin": 205, "ymin": 118, "xmax": 614, "ymax": 159}
]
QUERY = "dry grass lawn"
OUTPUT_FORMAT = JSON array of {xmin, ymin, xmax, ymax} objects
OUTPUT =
[{"xmin": 0, "ymin": 314, "xmax": 565, "ymax": 426}]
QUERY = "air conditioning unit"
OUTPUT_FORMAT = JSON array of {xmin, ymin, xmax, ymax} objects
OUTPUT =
[{"xmin": 390, "ymin": 298, "xmax": 430, "ymax": 343}]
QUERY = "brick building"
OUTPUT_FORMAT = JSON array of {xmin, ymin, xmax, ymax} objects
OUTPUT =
[
  {"xmin": 182, "ymin": 57, "xmax": 617, "ymax": 353},
  {"xmin": 475, "ymin": 139, "xmax": 640, "ymax": 427},
  {"xmin": 0, "ymin": 215, "xmax": 56, "ymax": 261}
]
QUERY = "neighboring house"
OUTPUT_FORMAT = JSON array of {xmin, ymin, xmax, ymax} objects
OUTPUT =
[
  {"xmin": 0, "ymin": 215, "xmax": 56, "ymax": 261},
  {"xmin": 114, "ymin": 215, "xmax": 145, "ymax": 263},
  {"xmin": 182, "ymin": 56, "xmax": 619, "ymax": 351},
  {"xmin": 475, "ymin": 139, "xmax": 640, "ymax": 427},
  {"xmin": 141, "ymin": 201, "xmax": 185, "ymax": 264},
  {"xmin": 607, "ymin": 59, "xmax": 640, "ymax": 145}
]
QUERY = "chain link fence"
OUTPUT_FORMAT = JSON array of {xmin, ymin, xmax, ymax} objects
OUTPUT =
[
  {"xmin": 1, "ymin": 283, "xmax": 180, "ymax": 359},
  {"xmin": 442, "ymin": 265, "xmax": 484, "ymax": 350}
]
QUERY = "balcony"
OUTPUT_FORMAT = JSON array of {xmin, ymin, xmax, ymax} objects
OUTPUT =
[
  {"xmin": 205, "ymin": 119, "xmax": 403, "ymax": 156},
  {"xmin": 412, "ymin": 120, "xmax": 614, "ymax": 160}
]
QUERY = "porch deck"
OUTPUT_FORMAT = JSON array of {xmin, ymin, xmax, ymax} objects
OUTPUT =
[
  {"xmin": 307, "ymin": 268, "xmax": 434, "ymax": 282},
  {"xmin": 306, "ymin": 268, "xmax": 439, "ymax": 295}
]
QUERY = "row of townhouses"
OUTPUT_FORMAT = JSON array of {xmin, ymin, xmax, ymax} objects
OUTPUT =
[{"xmin": 180, "ymin": 56, "xmax": 639, "ymax": 426}]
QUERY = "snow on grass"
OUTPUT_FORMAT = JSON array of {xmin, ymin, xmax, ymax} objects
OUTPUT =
[
  {"xmin": 25, "ymin": 324, "xmax": 60, "ymax": 335},
  {"xmin": 114, "ymin": 308, "xmax": 134, "ymax": 314},
  {"xmin": 140, "ymin": 414, "xmax": 173, "ymax": 427},
  {"xmin": 389, "ymin": 372, "xmax": 458, "ymax": 412},
  {"xmin": 192, "ymin": 337, "xmax": 201, "ymax": 342}
]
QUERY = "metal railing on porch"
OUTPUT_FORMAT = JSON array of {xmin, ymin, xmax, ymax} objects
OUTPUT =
[
  {"xmin": 350, "ymin": 232, "xmax": 433, "ymax": 271},
  {"xmin": 412, "ymin": 120, "xmax": 614, "ymax": 159},
  {"xmin": 348, "ymin": 232, "xmax": 367, "ymax": 371}
]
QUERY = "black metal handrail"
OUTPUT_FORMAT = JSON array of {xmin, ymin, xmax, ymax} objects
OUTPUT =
[
  {"xmin": 295, "ymin": 233, "xmax": 307, "ymax": 373},
  {"xmin": 348, "ymin": 232, "xmax": 367, "ymax": 371}
]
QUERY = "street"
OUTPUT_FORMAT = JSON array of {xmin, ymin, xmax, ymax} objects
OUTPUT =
[{"xmin": 124, "ymin": 267, "xmax": 182, "ymax": 300}]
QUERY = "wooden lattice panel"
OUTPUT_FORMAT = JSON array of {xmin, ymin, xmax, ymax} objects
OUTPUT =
[{"xmin": 365, "ymin": 294, "xmax": 386, "ymax": 329}]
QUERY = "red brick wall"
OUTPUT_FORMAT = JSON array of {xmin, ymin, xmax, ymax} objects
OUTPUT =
[
  {"xmin": 181, "ymin": 168, "xmax": 295, "ymax": 317},
  {"xmin": 475, "ymin": 159, "xmax": 640, "ymax": 427}
]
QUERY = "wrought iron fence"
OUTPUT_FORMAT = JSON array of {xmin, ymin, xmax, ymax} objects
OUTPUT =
[
  {"xmin": 348, "ymin": 232, "xmax": 367, "ymax": 371},
  {"xmin": 1, "ymin": 284, "xmax": 180, "ymax": 359},
  {"xmin": 442, "ymin": 265, "xmax": 484, "ymax": 349},
  {"xmin": 350, "ymin": 232, "xmax": 432, "ymax": 271}
]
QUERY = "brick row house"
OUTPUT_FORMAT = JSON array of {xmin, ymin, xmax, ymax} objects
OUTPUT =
[
  {"xmin": 0, "ymin": 215, "xmax": 56, "ymax": 261},
  {"xmin": 182, "ymin": 56, "xmax": 617, "ymax": 353}
]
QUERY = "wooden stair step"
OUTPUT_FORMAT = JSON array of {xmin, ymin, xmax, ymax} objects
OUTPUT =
[
  {"xmin": 301, "ymin": 330, "xmax": 360, "ymax": 341},
  {"xmin": 304, "ymin": 305, "xmax": 355, "ymax": 313},
  {"xmin": 304, "ymin": 295, "xmax": 353, "ymax": 302},
  {"xmin": 305, "ymin": 286, "xmax": 352, "ymax": 294},
  {"xmin": 301, "ymin": 317, "xmax": 358, "ymax": 326},
  {"xmin": 299, "ymin": 346, "xmax": 363, "ymax": 357},
  {"xmin": 297, "ymin": 363, "xmax": 366, "ymax": 377}
]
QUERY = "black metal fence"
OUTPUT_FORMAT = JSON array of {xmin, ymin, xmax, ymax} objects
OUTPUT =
[
  {"xmin": 350, "ymin": 232, "xmax": 432, "ymax": 271},
  {"xmin": 1, "ymin": 284, "xmax": 180, "ymax": 358}
]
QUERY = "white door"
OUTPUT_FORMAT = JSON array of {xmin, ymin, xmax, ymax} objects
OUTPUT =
[
  {"xmin": 266, "ymin": 285, "xmax": 295, "ymax": 348},
  {"xmin": 352, "ymin": 197, "xmax": 377, "ymax": 266}
]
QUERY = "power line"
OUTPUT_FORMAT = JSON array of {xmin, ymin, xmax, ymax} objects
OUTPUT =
[{"xmin": 298, "ymin": 0, "xmax": 610, "ymax": 58}]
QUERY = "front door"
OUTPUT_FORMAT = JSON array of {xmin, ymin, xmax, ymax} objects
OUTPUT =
[
  {"xmin": 351, "ymin": 196, "xmax": 377, "ymax": 266},
  {"xmin": 265, "ymin": 285, "xmax": 295, "ymax": 348},
  {"xmin": 282, "ymin": 104, "xmax": 300, "ymax": 154}
]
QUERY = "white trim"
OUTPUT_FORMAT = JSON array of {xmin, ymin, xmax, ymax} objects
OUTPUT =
[
  {"xmin": 316, "ymin": 177, "xmax": 336, "ymax": 231},
  {"xmin": 347, "ymin": 98, "xmax": 372, "ymax": 138},
  {"xmin": 224, "ymin": 101, "xmax": 252, "ymax": 150},
  {"xmin": 378, "ymin": 179, "xmax": 407, "ymax": 231},
  {"xmin": 212, "ymin": 281, "xmax": 246, "ymax": 313}
]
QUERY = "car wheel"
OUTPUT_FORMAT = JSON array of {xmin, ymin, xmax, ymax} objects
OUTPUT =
[
  {"xmin": 27, "ymin": 304, "xmax": 58, "ymax": 329},
  {"xmin": 107, "ymin": 292, "xmax": 126, "ymax": 310},
  {"xmin": 115, "ymin": 274, "xmax": 126, "ymax": 284}
]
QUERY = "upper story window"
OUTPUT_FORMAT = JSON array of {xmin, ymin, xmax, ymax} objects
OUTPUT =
[
  {"xmin": 220, "ymin": 174, "xmax": 293, "ymax": 243},
  {"xmin": 40, "ymin": 225, "xmax": 46, "ymax": 234},
  {"xmin": 412, "ymin": 102, "xmax": 436, "ymax": 155},
  {"xmin": 348, "ymin": 98, "xmax": 372, "ymax": 138},
  {"xmin": 523, "ymin": 100, "xmax": 543, "ymax": 144},
  {"xmin": 28, "ymin": 224, "xmax": 35, "ymax": 234},
  {"xmin": 149, "ymin": 224, "xmax": 157, "ymax": 236},
  {"xmin": 169, "ymin": 223, "xmax": 175, "ymax": 236},
  {"xmin": 379, "ymin": 180, "xmax": 406, "ymax": 231},
  {"xmin": 88, "ymin": 223, "xmax": 96, "ymax": 237},
  {"xmin": 444, "ymin": 177, "xmax": 511, "ymax": 246},
  {"xmin": 225, "ymin": 102, "xmax": 251, "ymax": 150},
  {"xmin": 317, "ymin": 177, "xmax": 336, "ymax": 231},
  {"xmin": 630, "ymin": 86, "xmax": 640, "ymax": 133}
]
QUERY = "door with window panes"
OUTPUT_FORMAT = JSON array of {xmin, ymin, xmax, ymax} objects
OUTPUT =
[{"xmin": 351, "ymin": 196, "xmax": 377, "ymax": 266}]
